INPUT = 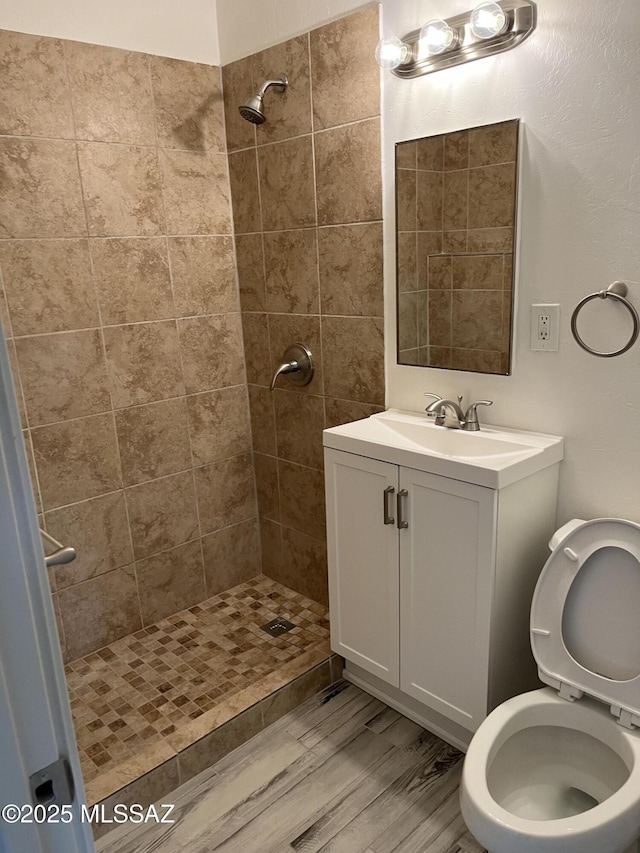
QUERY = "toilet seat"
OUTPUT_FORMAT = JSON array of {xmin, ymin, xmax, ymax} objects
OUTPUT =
[{"xmin": 531, "ymin": 518, "xmax": 640, "ymax": 729}]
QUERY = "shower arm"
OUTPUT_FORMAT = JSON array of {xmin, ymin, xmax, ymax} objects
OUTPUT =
[
  {"xmin": 239, "ymin": 74, "xmax": 288, "ymax": 124},
  {"xmin": 257, "ymin": 77, "xmax": 288, "ymax": 97}
]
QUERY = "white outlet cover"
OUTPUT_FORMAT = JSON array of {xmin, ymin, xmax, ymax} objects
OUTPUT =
[{"xmin": 531, "ymin": 303, "xmax": 560, "ymax": 351}]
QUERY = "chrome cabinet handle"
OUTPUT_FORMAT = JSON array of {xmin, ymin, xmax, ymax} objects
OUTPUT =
[
  {"xmin": 383, "ymin": 486, "xmax": 395, "ymax": 525},
  {"xmin": 397, "ymin": 489, "xmax": 409, "ymax": 529}
]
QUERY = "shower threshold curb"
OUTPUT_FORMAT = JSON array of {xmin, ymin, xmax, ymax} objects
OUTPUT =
[{"xmin": 89, "ymin": 650, "xmax": 343, "ymax": 838}]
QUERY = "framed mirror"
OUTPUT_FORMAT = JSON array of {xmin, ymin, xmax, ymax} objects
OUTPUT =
[{"xmin": 396, "ymin": 119, "xmax": 519, "ymax": 375}]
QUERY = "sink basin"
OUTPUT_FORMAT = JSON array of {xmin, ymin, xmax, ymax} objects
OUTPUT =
[
  {"xmin": 323, "ymin": 409, "xmax": 564, "ymax": 488},
  {"xmin": 373, "ymin": 418, "xmax": 537, "ymax": 460}
]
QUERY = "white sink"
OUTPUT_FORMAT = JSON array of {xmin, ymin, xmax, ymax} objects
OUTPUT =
[{"xmin": 323, "ymin": 409, "xmax": 564, "ymax": 488}]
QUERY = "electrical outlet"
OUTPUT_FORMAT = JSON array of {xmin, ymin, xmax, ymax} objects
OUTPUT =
[
  {"xmin": 531, "ymin": 304, "xmax": 559, "ymax": 351},
  {"xmin": 538, "ymin": 313, "xmax": 550, "ymax": 340}
]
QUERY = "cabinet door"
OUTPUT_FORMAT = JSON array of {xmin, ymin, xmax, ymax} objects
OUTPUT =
[
  {"xmin": 325, "ymin": 449, "xmax": 400, "ymax": 687},
  {"xmin": 399, "ymin": 468, "xmax": 496, "ymax": 730}
]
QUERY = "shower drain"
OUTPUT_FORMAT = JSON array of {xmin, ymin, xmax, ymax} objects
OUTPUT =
[{"xmin": 260, "ymin": 617, "xmax": 296, "ymax": 637}]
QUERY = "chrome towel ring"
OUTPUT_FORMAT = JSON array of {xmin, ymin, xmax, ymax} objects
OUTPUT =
[{"xmin": 570, "ymin": 281, "xmax": 639, "ymax": 357}]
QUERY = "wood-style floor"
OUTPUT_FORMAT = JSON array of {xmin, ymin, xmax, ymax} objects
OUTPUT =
[{"xmin": 97, "ymin": 680, "xmax": 486, "ymax": 853}]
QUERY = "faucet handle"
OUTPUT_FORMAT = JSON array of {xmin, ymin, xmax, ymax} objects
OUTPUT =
[
  {"xmin": 423, "ymin": 392, "xmax": 443, "ymax": 417},
  {"xmin": 464, "ymin": 400, "xmax": 493, "ymax": 431}
]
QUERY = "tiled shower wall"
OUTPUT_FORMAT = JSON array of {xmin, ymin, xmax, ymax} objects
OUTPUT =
[
  {"xmin": 0, "ymin": 31, "xmax": 259, "ymax": 661},
  {"xmin": 222, "ymin": 5, "xmax": 385, "ymax": 606}
]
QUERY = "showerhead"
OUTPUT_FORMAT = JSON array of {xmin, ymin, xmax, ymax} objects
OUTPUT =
[
  {"xmin": 239, "ymin": 75, "xmax": 288, "ymax": 125},
  {"xmin": 239, "ymin": 94, "xmax": 266, "ymax": 125}
]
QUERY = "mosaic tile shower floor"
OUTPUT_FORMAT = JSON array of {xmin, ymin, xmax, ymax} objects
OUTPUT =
[{"xmin": 64, "ymin": 576, "xmax": 330, "ymax": 804}]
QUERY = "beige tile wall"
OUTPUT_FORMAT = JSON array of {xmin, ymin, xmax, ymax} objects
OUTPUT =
[
  {"xmin": 223, "ymin": 5, "xmax": 384, "ymax": 606},
  {"xmin": 0, "ymin": 30, "xmax": 260, "ymax": 661},
  {"xmin": 396, "ymin": 120, "xmax": 517, "ymax": 373}
]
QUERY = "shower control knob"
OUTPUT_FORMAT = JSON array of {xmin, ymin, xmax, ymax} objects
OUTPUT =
[{"xmin": 269, "ymin": 343, "xmax": 314, "ymax": 391}]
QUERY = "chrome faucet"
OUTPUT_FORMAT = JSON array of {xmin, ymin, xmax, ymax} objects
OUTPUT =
[
  {"xmin": 425, "ymin": 394, "xmax": 466, "ymax": 429},
  {"xmin": 424, "ymin": 393, "xmax": 493, "ymax": 431}
]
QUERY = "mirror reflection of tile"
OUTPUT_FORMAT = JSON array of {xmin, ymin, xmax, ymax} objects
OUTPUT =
[{"xmin": 396, "ymin": 118, "xmax": 519, "ymax": 375}]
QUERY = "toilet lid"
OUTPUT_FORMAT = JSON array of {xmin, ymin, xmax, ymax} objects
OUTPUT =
[{"xmin": 530, "ymin": 518, "xmax": 640, "ymax": 728}]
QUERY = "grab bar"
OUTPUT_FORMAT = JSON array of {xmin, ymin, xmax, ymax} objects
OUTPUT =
[{"xmin": 40, "ymin": 529, "xmax": 76, "ymax": 568}]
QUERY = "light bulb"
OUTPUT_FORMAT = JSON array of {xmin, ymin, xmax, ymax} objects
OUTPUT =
[
  {"xmin": 374, "ymin": 37, "xmax": 411, "ymax": 69},
  {"xmin": 470, "ymin": 2, "xmax": 508, "ymax": 39},
  {"xmin": 418, "ymin": 19, "xmax": 457, "ymax": 58}
]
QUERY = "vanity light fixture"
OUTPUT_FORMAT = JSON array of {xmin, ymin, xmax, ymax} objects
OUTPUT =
[
  {"xmin": 374, "ymin": 36, "xmax": 412, "ymax": 69},
  {"xmin": 469, "ymin": 2, "xmax": 509, "ymax": 38},
  {"xmin": 418, "ymin": 19, "xmax": 458, "ymax": 58},
  {"xmin": 375, "ymin": 0, "xmax": 536, "ymax": 79}
]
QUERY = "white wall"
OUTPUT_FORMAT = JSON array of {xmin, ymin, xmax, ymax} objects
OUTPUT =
[
  {"xmin": 0, "ymin": 0, "xmax": 220, "ymax": 64},
  {"xmin": 216, "ymin": 0, "xmax": 372, "ymax": 63},
  {"xmin": 382, "ymin": 0, "xmax": 640, "ymax": 524}
]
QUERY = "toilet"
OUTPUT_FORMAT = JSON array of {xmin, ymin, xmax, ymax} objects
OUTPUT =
[{"xmin": 460, "ymin": 518, "xmax": 640, "ymax": 853}]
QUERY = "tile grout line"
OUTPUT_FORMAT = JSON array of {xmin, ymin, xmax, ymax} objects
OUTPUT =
[
  {"xmin": 55, "ymin": 42, "xmax": 122, "ymax": 616},
  {"xmin": 0, "ymin": 259, "xmax": 15, "ymax": 341},
  {"xmin": 58, "ymin": 39, "xmax": 141, "ymax": 643},
  {"xmin": 416, "ymin": 139, "xmax": 423, "ymax": 350},
  {"xmin": 307, "ymin": 29, "xmax": 328, "ymax": 437},
  {"xmin": 214, "ymin": 218, "xmax": 386, "ymax": 239},
  {"xmin": 25, "ymin": 397, "xmax": 184, "ymax": 430},
  {"xmin": 223, "ymin": 112, "xmax": 382, "ymax": 156},
  {"xmin": 10, "ymin": 352, "xmax": 44, "ymax": 511},
  {"xmin": 0, "ymin": 131, "xmax": 228, "ymax": 156},
  {"xmin": 249, "ymin": 70, "xmax": 281, "ymax": 568},
  {"xmin": 146, "ymin": 51, "xmax": 210, "ymax": 610},
  {"xmin": 9, "ymin": 309, "xmax": 249, "ymax": 340},
  {"xmin": 0, "ymin": 232, "xmax": 237, "ymax": 246},
  {"xmin": 32, "ymin": 439, "xmax": 252, "ymax": 484},
  {"xmin": 218, "ymin": 61, "xmax": 262, "ymax": 581}
]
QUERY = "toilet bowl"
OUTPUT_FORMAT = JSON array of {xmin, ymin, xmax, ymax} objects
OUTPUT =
[{"xmin": 461, "ymin": 518, "xmax": 640, "ymax": 853}]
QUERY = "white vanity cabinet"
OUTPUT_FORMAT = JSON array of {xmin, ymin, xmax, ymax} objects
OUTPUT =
[
  {"xmin": 323, "ymin": 411, "xmax": 563, "ymax": 748},
  {"xmin": 326, "ymin": 448, "xmax": 496, "ymax": 732}
]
